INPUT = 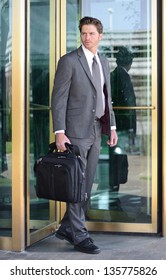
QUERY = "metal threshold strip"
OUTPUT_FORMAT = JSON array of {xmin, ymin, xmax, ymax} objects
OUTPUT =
[{"xmin": 113, "ymin": 106, "xmax": 155, "ymax": 110}]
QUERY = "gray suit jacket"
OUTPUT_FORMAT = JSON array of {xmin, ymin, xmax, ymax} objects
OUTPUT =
[{"xmin": 51, "ymin": 46, "xmax": 116, "ymax": 138}]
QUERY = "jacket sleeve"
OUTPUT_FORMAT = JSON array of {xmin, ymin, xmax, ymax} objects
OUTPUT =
[{"xmin": 51, "ymin": 55, "xmax": 72, "ymax": 132}]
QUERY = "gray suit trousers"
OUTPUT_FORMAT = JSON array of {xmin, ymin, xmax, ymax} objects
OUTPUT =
[{"xmin": 60, "ymin": 119, "xmax": 102, "ymax": 244}]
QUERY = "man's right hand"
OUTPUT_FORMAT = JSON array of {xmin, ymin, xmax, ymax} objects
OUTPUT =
[{"xmin": 55, "ymin": 133, "xmax": 71, "ymax": 151}]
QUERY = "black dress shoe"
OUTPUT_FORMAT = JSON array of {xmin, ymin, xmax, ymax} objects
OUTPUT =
[
  {"xmin": 55, "ymin": 228, "xmax": 73, "ymax": 245},
  {"xmin": 74, "ymin": 238, "xmax": 100, "ymax": 254}
]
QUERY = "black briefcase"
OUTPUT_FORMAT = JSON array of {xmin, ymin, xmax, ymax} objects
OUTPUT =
[
  {"xmin": 34, "ymin": 143, "xmax": 86, "ymax": 203},
  {"xmin": 109, "ymin": 146, "xmax": 128, "ymax": 186}
]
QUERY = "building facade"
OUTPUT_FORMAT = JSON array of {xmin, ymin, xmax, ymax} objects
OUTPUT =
[{"xmin": 0, "ymin": 0, "xmax": 165, "ymax": 251}]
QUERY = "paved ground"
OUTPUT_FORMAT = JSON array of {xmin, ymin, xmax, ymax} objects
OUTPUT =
[{"xmin": 0, "ymin": 233, "xmax": 166, "ymax": 260}]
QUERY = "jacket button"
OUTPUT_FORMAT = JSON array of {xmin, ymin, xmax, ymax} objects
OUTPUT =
[{"xmin": 92, "ymin": 109, "xmax": 95, "ymax": 113}]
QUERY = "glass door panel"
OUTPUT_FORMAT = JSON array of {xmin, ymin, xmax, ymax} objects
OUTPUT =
[
  {"xmin": 29, "ymin": 0, "xmax": 50, "ymax": 231},
  {"xmin": 0, "ymin": 0, "xmax": 12, "ymax": 237},
  {"xmin": 66, "ymin": 0, "xmax": 157, "ymax": 232},
  {"xmin": 28, "ymin": 0, "xmax": 56, "ymax": 242}
]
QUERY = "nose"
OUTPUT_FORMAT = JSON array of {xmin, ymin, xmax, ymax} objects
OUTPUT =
[{"xmin": 85, "ymin": 34, "xmax": 90, "ymax": 40}]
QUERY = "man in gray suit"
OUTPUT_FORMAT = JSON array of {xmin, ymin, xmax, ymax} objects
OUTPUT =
[{"xmin": 51, "ymin": 16, "xmax": 118, "ymax": 254}]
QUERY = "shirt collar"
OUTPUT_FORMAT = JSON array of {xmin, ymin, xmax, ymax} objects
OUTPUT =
[{"xmin": 82, "ymin": 44, "xmax": 98, "ymax": 60}]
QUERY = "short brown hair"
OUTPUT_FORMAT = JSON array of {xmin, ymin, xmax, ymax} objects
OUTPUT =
[{"xmin": 79, "ymin": 16, "xmax": 103, "ymax": 34}]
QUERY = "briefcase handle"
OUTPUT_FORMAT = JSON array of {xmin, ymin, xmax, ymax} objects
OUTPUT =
[{"xmin": 48, "ymin": 142, "xmax": 81, "ymax": 157}]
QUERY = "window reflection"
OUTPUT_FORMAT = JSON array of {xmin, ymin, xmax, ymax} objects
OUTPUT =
[{"xmin": 111, "ymin": 46, "xmax": 137, "ymax": 155}]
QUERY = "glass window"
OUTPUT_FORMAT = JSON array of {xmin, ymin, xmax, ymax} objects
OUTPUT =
[
  {"xmin": 0, "ymin": 0, "xmax": 12, "ymax": 237},
  {"xmin": 66, "ymin": 0, "xmax": 153, "ymax": 224},
  {"xmin": 29, "ymin": 0, "xmax": 51, "ymax": 231},
  {"xmin": 66, "ymin": 0, "xmax": 81, "ymax": 52}
]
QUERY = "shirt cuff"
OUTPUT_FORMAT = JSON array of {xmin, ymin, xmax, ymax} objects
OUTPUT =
[
  {"xmin": 111, "ymin": 126, "xmax": 116, "ymax": 130},
  {"xmin": 54, "ymin": 130, "xmax": 65, "ymax": 134}
]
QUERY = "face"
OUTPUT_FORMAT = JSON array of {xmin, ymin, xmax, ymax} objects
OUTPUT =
[{"xmin": 80, "ymin": 24, "xmax": 103, "ymax": 54}]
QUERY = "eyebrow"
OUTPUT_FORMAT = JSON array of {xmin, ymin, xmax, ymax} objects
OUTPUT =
[{"xmin": 81, "ymin": 31, "xmax": 96, "ymax": 35}]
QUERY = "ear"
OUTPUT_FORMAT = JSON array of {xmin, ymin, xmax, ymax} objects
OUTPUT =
[{"xmin": 99, "ymin": 33, "xmax": 103, "ymax": 40}]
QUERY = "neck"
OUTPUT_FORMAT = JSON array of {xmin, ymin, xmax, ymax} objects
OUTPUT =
[{"xmin": 82, "ymin": 44, "xmax": 97, "ymax": 55}]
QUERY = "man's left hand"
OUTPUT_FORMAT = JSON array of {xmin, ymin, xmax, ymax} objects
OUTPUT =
[{"xmin": 107, "ymin": 129, "xmax": 118, "ymax": 147}]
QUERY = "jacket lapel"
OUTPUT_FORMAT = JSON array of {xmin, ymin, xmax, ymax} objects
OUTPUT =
[
  {"xmin": 77, "ymin": 46, "xmax": 108, "ymax": 90},
  {"xmin": 99, "ymin": 54, "xmax": 108, "ymax": 87},
  {"xmin": 77, "ymin": 46, "xmax": 94, "ymax": 85}
]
